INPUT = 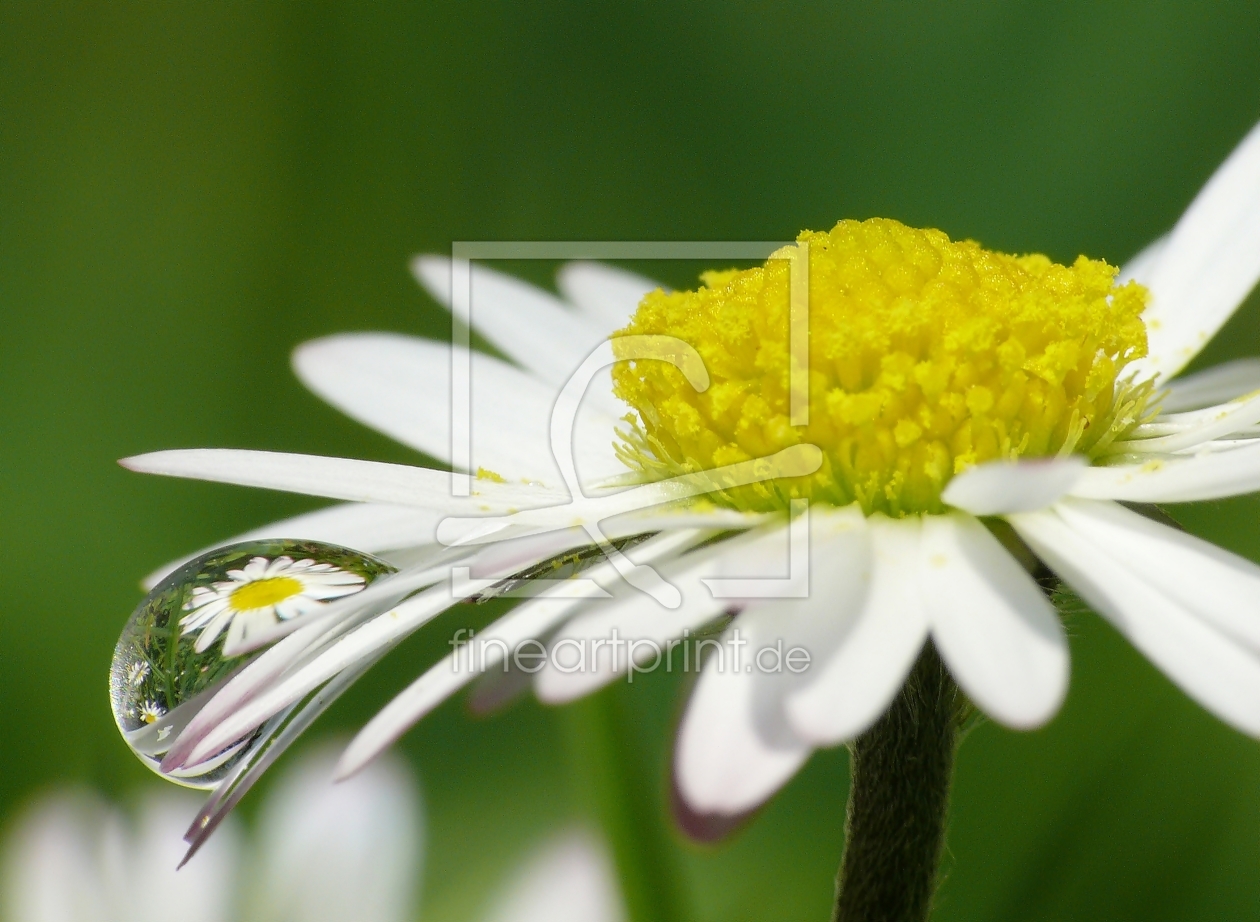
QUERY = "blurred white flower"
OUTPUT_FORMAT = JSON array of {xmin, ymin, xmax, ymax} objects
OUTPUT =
[
  {"xmin": 480, "ymin": 829, "xmax": 624, "ymax": 922},
  {"xmin": 1, "ymin": 744, "xmax": 421, "ymax": 922},
  {"xmin": 249, "ymin": 744, "xmax": 421, "ymax": 922}
]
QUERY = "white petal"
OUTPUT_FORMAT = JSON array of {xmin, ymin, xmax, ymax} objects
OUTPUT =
[
  {"xmin": 786, "ymin": 515, "xmax": 929, "ymax": 745},
  {"xmin": 1010, "ymin": 506, "xmax": 1260, "ymax": 735},
  {"xmin": 942, "ymin": 458, "xmax": 1086, "ymax": 515},
  {"xmin": 533, "ymin": 575, "xmax": 724, "ymax": 705},
  {"xmin": 436, "ymin": 444, "xmax": 823, "ymax": 547},
  {"xmin": 161, "ymin": 535, "xmax": 555, "ymax": 769},
  {"xmin": 142, "ymin": 502, "xmax": 443, "ymax": 590},
  {"xmin": 535, "ymin": 505, "xmax": 859, "ymax": 703},
  {"xmin": 264, "ymin": 556, "xmax": 292, "ymax": 577},
  {"xmin": 412, "ymin": 255, "xmax": 611, "ymax": 390},
  {"xmin": 480, "ymin": 829, "xmax": 625, "ymax": 922},
  {"xmin": 180, "ymin": 584, "xmax": 462, "ymax": 768},
  {"xmin": 1115, "ymin": 389, "xmax": 1260, "ymax": 454},
  {"xmin": 555, "ymin": 261, "xmax": 661, "ymax": 335},
  {"xmin": 335, "ymin": 529, "xmax": 709, "ymax": 779},
  {"xmin": 1158, "ymin": 358, "xmax": 1260, "ymax": 413},
  {"xmin": 1070, "ymin": 441, "xmax": 1260, "ymax": 502},
  {"xmin": 1128, "ymin": 119, "xmax": 1260, "ymax": 382},
  {"xmin": 293, "ymin": 333, "xmax": 625, "ymax": 484},
  {"xmin": 243, "ymin": 558, "xmax": 269, "ymax": 578},
  {"xmin": 1053, "ymin": 498, "xmax": 1260, "ymax": 652},
  {"xmin": 293, "ymin": 333, "xmax": 553, "ymax": 478},
  {"xmin": 603, "ymin": 505, "xmax": 768, "ymax": 537},
  {"xmin": 1118, "ymin": 233, "xmax": 1168, "ymax": 286},
  {"xmin": 673, "ymin": 630, "xmax": 813, "ymax": 815},
  {"xmin": 336, "ymin": 600, "xmax": 584, "ymax": 781},
  {"xmin": 921, "ymin": 513, "xmax": 1068, "ymax": 729},
  {"xmin": 249, "ymin": 743, "xmax": 421, "ymax": 922},
  {"xmin": 120, "ymin": 449, "xmax": 569, "ymax": 512},
  {"xmin": 672, "ymin": 511, "xmax": 872, "ymax": 812},
  {"xmin": 533, "ymin": 520, "xmax": 797, "ymax": 704}
]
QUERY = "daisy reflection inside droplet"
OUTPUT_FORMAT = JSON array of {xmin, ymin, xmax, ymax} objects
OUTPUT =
[{"xmin": 109, "ymin": 539, "xmax": 396, "ymax": 788}]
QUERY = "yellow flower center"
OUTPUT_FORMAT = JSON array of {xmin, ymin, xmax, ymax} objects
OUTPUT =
[
  {"xmin": 612, "ymin": 218, "xmax": 1151, "ymax": 515},
  {"xmin": 230, "ymin": 576, "xmax": 303, "ymax": 610}
]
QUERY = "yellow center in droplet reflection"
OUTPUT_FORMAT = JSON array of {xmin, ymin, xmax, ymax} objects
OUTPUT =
[
  {"xmin": 612, "ymin": 218, "xmax": 1152, "ymax": 515},
  {"xmin": 230, "ymin": 576, "xmax": 303, "ymax": 610}
]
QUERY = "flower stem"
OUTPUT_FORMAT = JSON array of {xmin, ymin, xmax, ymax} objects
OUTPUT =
[
  {"xmin": 834, "ymin": 642, "xmax": 962, "ymax": 922},
  {"xmin": 565, "ymin": 684, "xmax": 689, "ymax": 922}
]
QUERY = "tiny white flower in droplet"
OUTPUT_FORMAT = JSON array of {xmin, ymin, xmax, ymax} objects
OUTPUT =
[
  {"xmin": 138, "ymin": 700, "xmax": 165, "ymax": 725},
  {"xmin": 181, "ymin": 555, "xmax": 367, "ymax": 654},
  {"xmin": 125, "ymin": 660, "xmax": 149, "ymax": 687}
]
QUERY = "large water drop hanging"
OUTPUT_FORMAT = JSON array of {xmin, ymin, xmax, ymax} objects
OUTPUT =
[{"xmin": 109, "ymin": 539, "xmax": 396, "ymax": 788}]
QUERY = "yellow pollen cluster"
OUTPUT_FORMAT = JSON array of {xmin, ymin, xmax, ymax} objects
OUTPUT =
[
  {"xmin": 611, "ymin": 218, "xmax": 1150, "ymax": 515},
  {"xmin": 230, "ymin": 576, "xmax": 303, "ymax": 611}
]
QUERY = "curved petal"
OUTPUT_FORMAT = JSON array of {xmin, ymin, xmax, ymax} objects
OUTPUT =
[
  {"xmin": 532, "ymin": 572, "xmax": 726, "ymax": 705},
  {"xmin": 535, "ymin": 504, "xmax": 865, "ymax": 703},
  {"xmin": 336, "ymin": 599, "xmax": 590, "ymax": 781},
  {"xmin": 142, "ymin": 502, "xmax": 444, "ymax": 590},
  {"xmin": 1070, "ymin": 441, "xmax": 1260, "ymax": 503},
  {"xmin": 178, "ymin": 583, "xmax": 466, "ymax": 769},
  {"xmin": 1128, "ymin": 119, "xmax": 1260, "ymax": 382},
  {"xmin": 120, "ymin": 449, "xmax": 569, "ymax": 512},
  {"xmin": 411, "ymin": 256, "xmax": 612, "ymax": 392},
  {"xmin": 666, "ymin": 508, "xmax": 873, "ymax": 815},
  {"xmin": 166, "ymin": 534, "xmax": 587, "ymax": 772},
  {"xmin": 1010, "ymin": 505, "xmax": 1260, "ymax": 736},
  {"xmin": 555, "ymin": 261, "xmax": 661, "ymax": 335},
  {"xmin": 1158, "ymin": 358, "xmax": 1260, "ymax": 413},
  {"xmin": 1054, "ymin": 498, "xmax": 1260, "ymax": 652},
  {"xmin": 1114, "ymin": 389, "xmax": 1260, "ymax": 454},
  {"xmin": 435, "ymin": 444, "xmax": 822, "ymax": 547},
  {"xmin": 294, "ymin": 333, "xmax": 624, "ymax": 484},
  {"xmin": 942, "ymin": 458, "xmax": 1086, "ymax": 515},
  {"xmin": 250, "ymin": 744, "xmax": 421, "ymax": 922},
  {"xmin": 334, "ymin": 529, "xmax": 709, "ymax": 779},
  {"xmin": 921, "ymin": 513, "xmax": 1068, "ymax": 729},
  {"xmin": 786, "ymin": 515, "xmax": 928, "ymax": 745},
  {"xmin": 533, "ymin": 518, "xmax": 799, "ymax": 704},
  {"xmin": 673, "ymin": 632, "xmax": 813, "ymax": 815}
]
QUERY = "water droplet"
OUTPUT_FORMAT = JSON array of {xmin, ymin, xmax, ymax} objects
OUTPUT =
[{"xmin": 110, "ymin": 539, "xmax": 396, "ymax": 788}]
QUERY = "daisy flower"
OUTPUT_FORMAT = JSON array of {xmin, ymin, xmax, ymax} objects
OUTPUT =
[
  {"xmin": 122, "ymin": 117, "xmax": 1260, "ymax": 894},
  {"xmin": 181, "ymin": 554, "xmax": 367, "ymax": 654},
  {"xmin": 125, "ymin": 660, "xmax": 150, "ymax": 687},
  {"xmin": 138, "ymin": 700, "xmax": 165, "ymax": 725}
]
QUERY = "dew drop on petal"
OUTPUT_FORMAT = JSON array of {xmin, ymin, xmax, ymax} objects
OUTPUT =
[{"xmin": 109, "ymin": 539, "xmax": 396, "ymax": 788}]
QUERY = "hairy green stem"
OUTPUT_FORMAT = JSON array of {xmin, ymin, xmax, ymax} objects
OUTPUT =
[
  {"xmin": 834, "ymin": 643, "xmax": 962, "ymax": 922},
  {"xmin": 565, "ymin": 685, "xmax": 688, "ymax": 922}
]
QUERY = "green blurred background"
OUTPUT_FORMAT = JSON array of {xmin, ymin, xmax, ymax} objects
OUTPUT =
[{"xmin": 3, "ymin": 2, "xmax": 1260, "ymax": 919}]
